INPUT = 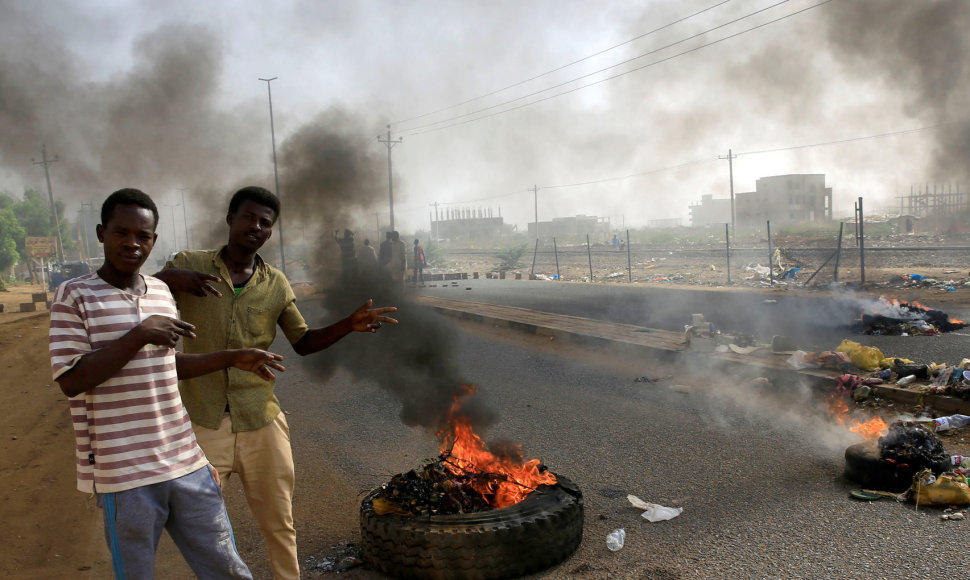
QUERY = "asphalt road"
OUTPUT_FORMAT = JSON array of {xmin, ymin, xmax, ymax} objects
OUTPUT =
[
  {"xmin": 220, "ymin": 299, "xmax": 967, "ymax": 579},
  {"xmin": 413, "ymin": 279, "xmax": 970, "ymax": 368}
]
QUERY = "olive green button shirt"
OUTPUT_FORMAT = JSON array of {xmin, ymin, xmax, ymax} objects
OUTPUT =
[{"xmin": 164, "ymin": 248, "xmax": 309, "ymax": 431}]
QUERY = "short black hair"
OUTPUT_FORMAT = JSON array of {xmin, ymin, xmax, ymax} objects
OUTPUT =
[
  {"xmin": 101, "ymin": 188, "xmax": 159, "ymax": 228},
  {"xmin": 228, "ymin": 186, "xmax": 280, "ymax": 222}
]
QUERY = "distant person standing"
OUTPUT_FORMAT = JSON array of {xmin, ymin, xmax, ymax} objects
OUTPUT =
[
  {"xmin": 378, "ymin": 231, "xmax": 392, "ymax": 271},
  {"xmin": 413, "ymin": 239, "xmax": 426, "ymax": 284},
  {"xmin": 387, "ymin": 230, "xmax": 407, "ymax": 293},
  {"xmin": 612, "ymin": 234, "xmax": 620, "ymax": 251},
  {"xmin": 334, "ymin": 229, "xmax": 357, "ymax": 284},
  {"xmin": 358, "ymin": 238, "xmax": 378, "ymax": 277}
]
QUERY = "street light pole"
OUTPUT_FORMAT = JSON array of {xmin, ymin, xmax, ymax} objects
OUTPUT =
[
  {"xmin": 377, "ymin": 125, "xmax": 402, "ymax": 231},
  {"xmin": 259, "ymin": 76, "xmax": 287, "ymax": 276}
]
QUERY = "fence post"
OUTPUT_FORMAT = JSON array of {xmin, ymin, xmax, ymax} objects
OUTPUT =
[
  {"xmin": 586, "ymin": 234, "xmax": 593, "ymax": 281},
  {"xmin": 767, "ymin": 220, "xmax": 774, "ymax": 285},
  {"xmin": 626, "ymin": 229, "xmax": 632, "ymax": 282},
  {"xmin": 834, "ymin": 221, "xmax": 844, "ymax": 283},
  {"xmin": 858, "ymin": 196, "xmax": 866, "ymax": 286},
  {"xmin": 553, "ymin": 237, "xmax": 561, "ymax": 281}
]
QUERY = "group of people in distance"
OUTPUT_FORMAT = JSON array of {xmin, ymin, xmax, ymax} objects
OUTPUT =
[
  {"xmin": 335, "ymin": 228, "xmax": 426, "ymax": 292},
  {"xmin": 49, "ymin": 186, "xmax": 397, "ymax": 579}
]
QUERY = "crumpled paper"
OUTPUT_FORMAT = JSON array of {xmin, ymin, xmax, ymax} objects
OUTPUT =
[{"xmin": 627, "ymin": 495, "xmax": 683, "ymax": 522}]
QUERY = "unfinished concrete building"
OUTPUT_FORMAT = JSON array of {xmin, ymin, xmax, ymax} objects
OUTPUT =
[{"xmin": 691, "ymin": 173, "xmax": 833, "ymax": 227}]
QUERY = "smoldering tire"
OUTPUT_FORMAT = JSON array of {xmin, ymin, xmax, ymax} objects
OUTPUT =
[{"xmin": 359, "ymin": 474, "xmax": 584, "ymax": 580}]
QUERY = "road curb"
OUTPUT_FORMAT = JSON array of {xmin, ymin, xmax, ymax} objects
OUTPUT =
[{"xmin": 411, "ymin": 295, "xmax": 970, "ymax": 416}]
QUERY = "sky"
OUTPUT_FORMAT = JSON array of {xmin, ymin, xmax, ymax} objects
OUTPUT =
[{"xmin": 1, "ymin": 0, "xmax": 967, "ymax": 260}]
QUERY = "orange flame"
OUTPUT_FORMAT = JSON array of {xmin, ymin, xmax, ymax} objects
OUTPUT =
[
  {"xmin": 827, "ymin": 394, "xmax": 888, "ymax": 440},
  {"xmin": 438, "ymin": 384, "xmax": 556, "ymax": 508},
  {"xmin": 876, "ymin": 296, "xmax": 965, "ymax": 325}
]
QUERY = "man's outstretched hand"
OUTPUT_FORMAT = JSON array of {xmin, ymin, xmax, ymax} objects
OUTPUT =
[
  {"xmin": 231, "ymin": 349, "xmax": 286, "ymax": 380},
  {"xmin": 349, "ymin": 299, "xmax": 398, "ymax": 333}
]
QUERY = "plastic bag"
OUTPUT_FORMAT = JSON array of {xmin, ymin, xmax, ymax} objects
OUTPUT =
[
  {"xmin": 910, "ymin": 469, "xmax": 970, "ymax": 506},
  {"xmin": 786, "ymin": 350, "xmax": 816, "ymax": 370},
  {"xmin": 835, "ymin": 339, "xmax": 884, "ymax": 371},
  {"xmin": 627, "ymin": 495, "xmax": 683, "ymax": 522}
]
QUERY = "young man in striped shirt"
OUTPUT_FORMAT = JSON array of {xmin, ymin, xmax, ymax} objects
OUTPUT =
[{"xmin": 49, "ymin": 188, "xmax": 286, "ymax": 579}]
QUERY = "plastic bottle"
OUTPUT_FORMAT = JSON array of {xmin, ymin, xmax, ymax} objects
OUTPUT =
[
  {"xmin": 896, "ymin": 374, "xmax": 917, "ymax": 386},
  {"xmin": 935, "ymin": 415, "xmax": 970, "ymax": 431},
  {"xmin": 606, "ymin": 527, "xmax": 626, "ymax": 551}
]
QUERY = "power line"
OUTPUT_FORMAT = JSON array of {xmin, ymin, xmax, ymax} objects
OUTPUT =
[
  {"xmin": 392, "ymin": 0, "xmax": 733, "ymax": 128},
  {"xmin": 395, "ymin": 121, "xmax": 950, "ymax": 212},
  {"xmin": 736, "ymin": 123, "xmax": 951, "ymax": 156},
  {"xmin": 399, "ymin": 0, "xmax": 821, "ymax": 137}
]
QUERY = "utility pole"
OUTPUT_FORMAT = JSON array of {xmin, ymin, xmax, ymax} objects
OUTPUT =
[
  {"xmin": 79, "ymin": 201, "xmax": 94, "ymax": 260},
  {"xmin": 259, "ymin": 76, "xmax": 286, "ymax": 276},
  {"xmin": 177, "ymin": 187, "xmax": 191, "ymax": 250},
  {"xmin": 378, "ymin": 125, "xmax": 403, "ymax": 231},
  {"xmin": 718, "ymin": 149, "xmax": 737, "ymax": 243},
  {"xmin": 531, "ymin": 184, "xmax": 539, "ymax": 242},
  {"xmin": 163, "ymin": 203, "xmax": 180, "ymax": 252},
  {"xmin": 32, "ymin": 144, "xmax": 64, "ymax": 262},
  {"xmin": 430, "ymin": 201, "xmax": 440, "ymax": 242}
]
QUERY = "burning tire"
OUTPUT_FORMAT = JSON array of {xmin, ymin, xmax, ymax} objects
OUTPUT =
[
  {"xmin": 359, "ymin": 474, "xmax": 584, "ymax": 580},
  {"xmin": 845, "ymin": 440, "xmax": 952, "ymax": 493}
]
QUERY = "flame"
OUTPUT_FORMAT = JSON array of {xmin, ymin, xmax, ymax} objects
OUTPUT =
[
  {"xmin": 438, "ymin": 384, "xmax": 556, "ymax": 508},
  {"xmin": 875, "ymin": 296, "xmax": 965, "ymax": 325},
  {"xmin": 827, "ymin": 394, "xmax": 888, "ymax": 440}
]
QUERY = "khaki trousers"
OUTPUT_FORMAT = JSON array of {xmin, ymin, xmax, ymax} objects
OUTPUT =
[{"xmin": 193, "ymin": 412, "xmax": 298, "ymax": 580}]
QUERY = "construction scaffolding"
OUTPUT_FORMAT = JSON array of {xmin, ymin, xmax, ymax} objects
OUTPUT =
[{"xmin": 896, "ymin": 183, "xmax": 969, "ymax": 217}]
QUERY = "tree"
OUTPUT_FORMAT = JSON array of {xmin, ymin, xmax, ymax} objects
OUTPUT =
[
  {"xmin": 11, "ymin": 188, "xmax": 75, "ymax": 258},
  {"xmin": 494, "ymin": 244, "xmax": 527, "ymax": 271},
  {"xmin": 0, "ymin": 207, "xmax": 25, "ymax": 285}
]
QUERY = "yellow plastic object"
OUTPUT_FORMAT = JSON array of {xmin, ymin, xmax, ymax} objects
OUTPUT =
[
  {"xmin": 910, "ymin": 469, "xmax": 970, "ymax": 506},
  {"xmin": 835, "ymin": 339, "xmax": 885, "ymax": 372}
]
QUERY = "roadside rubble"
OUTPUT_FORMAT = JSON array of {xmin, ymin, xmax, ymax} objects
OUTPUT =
[{"xmin": 785, "ymin": 341, "xmax": 970, "ymax": 402}]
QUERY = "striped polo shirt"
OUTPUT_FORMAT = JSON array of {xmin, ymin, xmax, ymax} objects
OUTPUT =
[{"xmin": 49, "ymin": 272, "xmax": 208, "ymax": 494}]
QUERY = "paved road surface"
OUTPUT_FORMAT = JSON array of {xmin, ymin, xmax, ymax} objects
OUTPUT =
[{"xmin": 218, "ymin": 299, "xmax": 965, "ymax": 579}]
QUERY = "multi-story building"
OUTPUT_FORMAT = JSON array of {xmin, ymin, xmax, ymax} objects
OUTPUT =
[{"xmin": 691, "ymin": 174, "xmax": 833, "ymax": 227}]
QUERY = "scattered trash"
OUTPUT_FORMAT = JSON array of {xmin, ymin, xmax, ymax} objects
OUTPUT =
[
  {"xmin": 934, "ymin": 415, "xmax": 970, "ymax": 431},
  {"xmin": 849, "ymin": 489, "xmax": 901, "ymax": 501},
  {"xmin": 627, "ymin": 495, "xmax": 683, "ymax": 522},
  {"xmin": 606, "ymin": 528, "xmax": 625, "ymax": 551},
  {"xmin": 942, "ymin": 511, "xmax": 966, "ymax": 521},
  {"xmin": 771, "ymin": 335, "xmax": 796, "ymax": 352},
  {"xmin": 836, "ymin": 339, "xmax": 884, "ymax": 371},
  {"xmin": 787, "ymin": 350, "xmax": 816, "ymax": 370},
  {"xmin": 910, "ymin": 469, "xmax": 970, "ymax": 506},
  {"xmin": 896, "ymin": 374, "xmax": 917, "ymax": 386},
  {"xmin": 304, "ymin": 542, "xmax": 364, "ymax": 573},
  {"xmin": 952, "ymin": 455, "xmax": 970, "ymax": 475}
]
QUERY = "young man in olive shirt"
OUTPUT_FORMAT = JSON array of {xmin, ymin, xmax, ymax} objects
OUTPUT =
[{"xmin": 156, "ymin": 186, "xmax": 396, "ymax": 579}]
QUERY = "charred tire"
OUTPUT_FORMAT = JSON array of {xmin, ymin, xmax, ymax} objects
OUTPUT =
[
  {"xmin": 360, "ymin": 474, "xmax": 583, "ymax": 580},
  {"xmin": 844, "ymin": 441, "xmax": 951, "ymax": 492}
]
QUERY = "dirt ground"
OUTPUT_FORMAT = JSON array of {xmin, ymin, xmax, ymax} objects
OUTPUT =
[{"xmin": 3, "ymin": 265, "xmax": 970, "ymax": 578}]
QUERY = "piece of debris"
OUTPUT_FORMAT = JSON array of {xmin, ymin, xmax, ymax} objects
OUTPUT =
[{"xmin": 627, "ymin": 494, "xmax": 682, "ymax": 522}]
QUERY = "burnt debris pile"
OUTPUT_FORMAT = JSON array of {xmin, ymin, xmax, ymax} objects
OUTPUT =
[{"xmin": 878, "ymin": 421, "xmax": 951, "ymax": 474}]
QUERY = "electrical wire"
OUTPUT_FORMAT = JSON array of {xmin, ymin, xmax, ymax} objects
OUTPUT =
[
  {"xmin": 392, "ymin": 0, "xmax": 734, "ymax": 128},
  {"xmin": 399, "ymin": 0, "xmax": 828, "ymax": 137}
]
